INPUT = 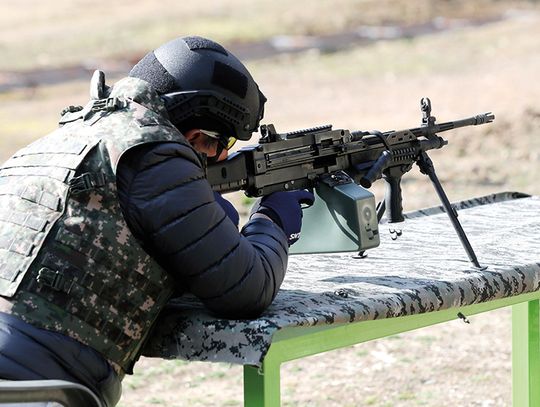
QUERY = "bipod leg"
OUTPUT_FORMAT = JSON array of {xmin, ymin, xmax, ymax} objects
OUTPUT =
[{"xmin": 416, "ymin": 151, "xmax": 484, "ymax": 269}]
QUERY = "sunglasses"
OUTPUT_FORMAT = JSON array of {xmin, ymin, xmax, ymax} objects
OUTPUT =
[{"xmin": 199, "ymin": 129, "xmax": 237, "ymax": 150}]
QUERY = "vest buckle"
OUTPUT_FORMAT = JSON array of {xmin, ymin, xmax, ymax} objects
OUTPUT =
[
  {"xmin": 69, "ymin": 173, "xmax": 106, "ymax": 194},
  {"xmin": 37, "ymin": 267, "xmax": 66, "ymax": 291},
  {"xmin": 91, "ymin": 97, "xmax": 125, "ymax": 113}
]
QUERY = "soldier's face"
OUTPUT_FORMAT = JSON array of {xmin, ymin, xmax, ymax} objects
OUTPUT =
[{"xmin": 184, "ymin": 129, "xmax": 228, "ymax": 162}]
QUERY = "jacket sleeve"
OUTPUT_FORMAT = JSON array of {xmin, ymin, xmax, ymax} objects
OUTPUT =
[{"xmin": 116, "ymin": 141, "xmax": 289, "ymax": 319}]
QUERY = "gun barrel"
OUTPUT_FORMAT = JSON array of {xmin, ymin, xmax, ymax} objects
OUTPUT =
[
  {"xmin": 407, "ymin": 112, "xmax": 495, "ymax": 138},
  {"xmin": 446, "ymin": 112, "xmax": 495, "ymax": 129}
]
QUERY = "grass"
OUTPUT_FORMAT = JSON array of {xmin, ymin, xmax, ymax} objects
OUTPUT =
[{"xmin": 365, "ymin": 395, "xmax": 380, "ymax": 405}]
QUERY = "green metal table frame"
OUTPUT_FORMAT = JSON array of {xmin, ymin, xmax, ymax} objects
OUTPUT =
[{"xmin": 243, "ymin": 290, "xmax": 540, "ymax": 406}]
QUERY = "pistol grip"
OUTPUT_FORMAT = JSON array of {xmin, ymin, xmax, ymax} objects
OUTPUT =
[{"xmin": 383, "ymin": 174, "xmax": 404, "ymax": 223}]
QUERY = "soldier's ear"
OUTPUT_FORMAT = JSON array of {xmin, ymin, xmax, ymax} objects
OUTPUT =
[{"xmin": 183, "ymin": 129, "xmax": 200, "ymax": 142}]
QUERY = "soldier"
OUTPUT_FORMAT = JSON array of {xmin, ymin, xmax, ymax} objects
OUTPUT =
[{"xmin": 0, "ymin": 36, "xmax": 313, "ymax": 406}]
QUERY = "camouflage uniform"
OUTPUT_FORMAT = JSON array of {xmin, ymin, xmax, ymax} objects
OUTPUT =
[{"xmin": 0, "ymin": 77, "xmax": 188, "ymax": 375}]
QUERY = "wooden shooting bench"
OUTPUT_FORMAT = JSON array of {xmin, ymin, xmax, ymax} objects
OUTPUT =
[{"xmin": 144, "ymin": 192, "xmax": 540, "ymax": 407}]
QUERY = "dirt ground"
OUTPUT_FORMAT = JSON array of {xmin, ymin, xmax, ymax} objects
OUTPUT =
[{"xmin": 0, "ymin": 1, "xmax": 539, "ymax": 406}]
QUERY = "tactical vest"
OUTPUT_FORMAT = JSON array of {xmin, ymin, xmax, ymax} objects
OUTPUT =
[{"xmin": 0, "ymin": 80, "xmax": 185, "ymax": 374}]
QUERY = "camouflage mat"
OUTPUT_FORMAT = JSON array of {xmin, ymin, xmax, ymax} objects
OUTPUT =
[{"xmin": 143, "ymin": 191, "xmax": 540, "ymax": 366}]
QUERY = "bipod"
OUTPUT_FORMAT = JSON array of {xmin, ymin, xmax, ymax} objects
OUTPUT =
[{"xmin": 415, "ymin": 150, "xmax": 485, "ymax": 269}]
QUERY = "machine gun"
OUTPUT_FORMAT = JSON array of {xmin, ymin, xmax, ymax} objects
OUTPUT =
[{"xmin": 207, "ymin": 98, "xmax": 494, "ymax": 267}]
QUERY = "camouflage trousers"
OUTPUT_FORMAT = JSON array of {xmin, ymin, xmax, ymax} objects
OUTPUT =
[{"xmin": 0, "ymin": 312, "xmax": 121, "ymax": 407}]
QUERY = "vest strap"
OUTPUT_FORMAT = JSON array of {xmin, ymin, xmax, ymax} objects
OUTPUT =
[
  {"xmin": 36, "ymin": 267, "xmax": 72, "ymax": 292},
  {"xmin": 69, "ymin": 172, "xmax": 107, "ymax": 194}
]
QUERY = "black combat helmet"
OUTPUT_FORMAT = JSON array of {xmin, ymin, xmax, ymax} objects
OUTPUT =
[{"xmin": 129, "ymin": 36, "xmax": 266, "ymax": 141}]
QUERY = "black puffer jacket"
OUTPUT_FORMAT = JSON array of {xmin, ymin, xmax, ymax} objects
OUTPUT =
[{"xmin": 116, "ymin": 141, "xmax": 289, "ymax": 319}]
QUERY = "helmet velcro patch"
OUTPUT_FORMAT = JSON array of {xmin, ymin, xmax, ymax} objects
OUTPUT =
[
  {"xmin": 212, "ymin": 61, "xmax": 248, "ymax": 99},
  {"xmin": 183, "ymin": 36, "xmax": 228, "ymax": 56},
  {"xmin": 129, "ymin": 52, "xmax": 178, "ymax": 94}
]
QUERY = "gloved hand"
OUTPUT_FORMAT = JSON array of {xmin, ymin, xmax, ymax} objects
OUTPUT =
[
  {"xmin": 214, "ymin": 191, "xmax": 239, "ymax": 228},
  {"xmin": 252, "ymin": 190, "xmax": 315, "ymax": 246}
]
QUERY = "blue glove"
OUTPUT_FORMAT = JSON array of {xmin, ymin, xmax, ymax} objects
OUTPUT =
[
  {"xmin": 255, "ymin": 190, "xmax": 315, "ymax": 246},
  {"xmin": 214, "ymin": 191, "xmax": 239, "ymax": 228}
]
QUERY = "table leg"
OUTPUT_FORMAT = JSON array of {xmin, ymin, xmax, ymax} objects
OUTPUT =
[
  {"xmin": 512, "ymin": 299, "xmax": 540, "ymax": 406},
  {"xmin": 244, "ymin": 358, "xmax": 281, "ymax": 407}
]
